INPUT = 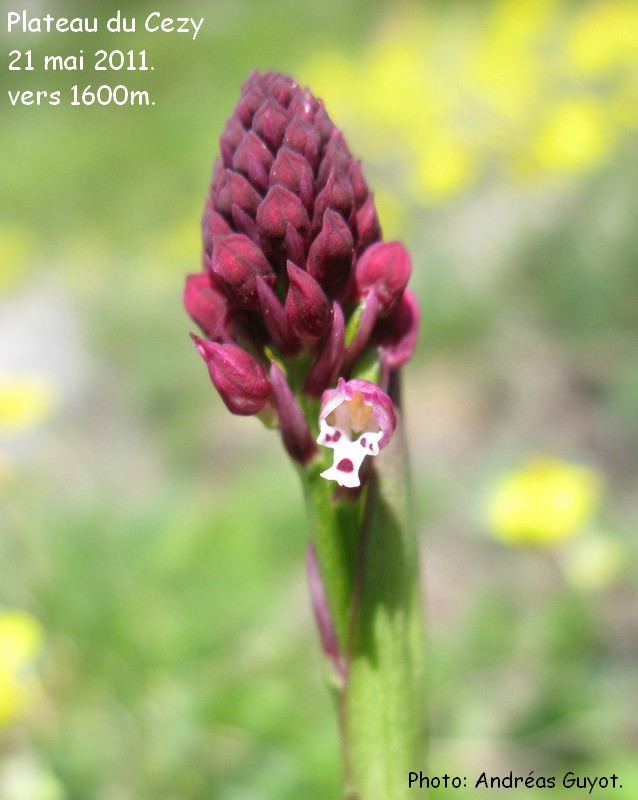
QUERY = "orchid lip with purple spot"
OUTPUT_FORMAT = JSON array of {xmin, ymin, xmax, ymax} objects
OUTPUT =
[{"xmin": 316, "ymin": 378, "xmax": 396, "ymax": 487}]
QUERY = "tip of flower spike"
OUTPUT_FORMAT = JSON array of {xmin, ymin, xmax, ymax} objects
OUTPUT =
[{"xmin": 316, "ymin": 378, "xmax": 396, "ymax": 487}]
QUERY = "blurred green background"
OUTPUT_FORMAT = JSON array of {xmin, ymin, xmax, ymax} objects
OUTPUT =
[{"xmin": 1, "ymin": 0, "xmax": 637, "ymax": 797}]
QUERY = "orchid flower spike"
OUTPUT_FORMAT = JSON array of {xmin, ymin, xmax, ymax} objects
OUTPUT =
[
  {"xmin": 185, "ymin": 71, "xmax": 419, "ymax": 465},
  {"xmin": 317, "ymin": 378, "xmax": 396, "ymax": 488}
]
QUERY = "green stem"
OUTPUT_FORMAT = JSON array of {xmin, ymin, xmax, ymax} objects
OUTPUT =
[{"xmin": 300, "ymin": 409, "xmax": 425, "ymax": 800}]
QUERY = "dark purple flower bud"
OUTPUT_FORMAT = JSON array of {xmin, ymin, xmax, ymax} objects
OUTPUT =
[
  {"xmin": 220, "ymin": 117, "xmax": 246, "ymax": 167},
  {"xmin": 202, "ymin": 200, "xmax": 232, "ymax": 255},
  {"xmin": 192, "ymin": 335, "xmax": 271, "ymax": 415},
  {"xmin": 257, "ymin": 184, "xmax": 310, "ymax": 242},
  {"xmin": 253, "ymin": 98, "xmax": 289, "ymax": 152},
  {"xmin": 311, "ymin": 102, "xmax": 335, "ymax": 144},
  {"xmin": 230, "ymin": 204, "xmax": 260, "ymax": 244},
  {"xmin": 350, "ymin": 160, "xmax": 369, "ymax": 207},
  {"xmin": 216, "ymin": 169, "xmax": 262, "ymax": 219},
  {"xmin": 236, "ymin": 81, "xmax": 265, "ymax": 127},
  {"xmin": 232, "ymin": 131, "xmax": 273, "ymax": 194},
  {"xmin": 304, "ymin": 302, "xmax": 345, "ymax": 396},
  {"xmin": 355, "ymin": 241, "xmax": 411, "ymax": 314},
  {"xmin": 184, "ymin": 272, "xmax": 233, "ymax": 342},
  {"xmin": 283, "ymin": 117, "xmax": 321, "ymax": 173},
  {"xmin": 262, "ymin": 72, "xmax": 296, "ymax": 106},
  {"xmin": 285, "ymin": 262, "xmax": 332, "ymax": 342},
  {"xmin": 316, "ymin": 131, "xmax": 351, "ymax": 188},
  {"xmin": 354, "ymin": 194, "xmax": 381, "ymax": 254},
  {"xmin": 269, "ymin": 147, "xmax": 314, "ymax": 209},
  {"xmin": 211, "ymin": 233, "xmax": 276, "ymax": 310},
  {"xmin": 307, "ymin": 209, "xmax": 353, "ymax": 288},
  {"xmin": 313, "ymin": 169, "xmax": 355, "ymax": 225},
  {"xmin": 269, "ymin": 361, "xmax": 318, "ymax": 464},
  {"xmin": 374, "ymin": 289, "xmax": 420, "ymax": 370}
]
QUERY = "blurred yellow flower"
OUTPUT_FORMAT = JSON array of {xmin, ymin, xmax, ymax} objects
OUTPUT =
[
  {"xmin": 568, "ymin": 0, "xmax": 638, "ymax": 74},
  {"xmin": 303, "ymin": 0, "xmax": 638, "ymax": 205},
  {"xmin": 532, "ymin": 99, "xmax": 616, "ymax": 172},
  {"xmin": 0, "ymin": 611, "xmax": 43, "ymax": 727},
  {"xmin": 411, "ymin": 134, "xmax": 477, "ymax": 202},
  {"xmin": 488, "ymin": 457, "xmax": 600, "ymax": 545},
  {"xmin": 0, "ymin": 374, "xmax": 58, "ymax": 433},
  {"xmin": 373, "ymin": 185, "xmax": 407, "ymax": 241}
]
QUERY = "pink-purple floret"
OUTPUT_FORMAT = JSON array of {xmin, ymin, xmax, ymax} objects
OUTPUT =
[{"xmin": 320, "ymin": 377, "xmax": 397, "ymax": 449}]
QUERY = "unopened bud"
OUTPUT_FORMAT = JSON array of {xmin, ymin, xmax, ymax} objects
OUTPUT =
[
  {"xmin": 283, "ymin": 117, "xmax": 321, "ymax": 173},
  {"xmin": 184, "ymin": 272, "xmax": 233, "ymax": 342},
  {"xmin": 257, "ymin": 184, "xmax": 310, "ymax": 242},
  {"xmin": 285, "ymin": 262, "xmax": 332, "ymax": 342},
  {"xmin": 354, "ymin": 195, "xmax": 381, "ymax": 254},
  {"xmin": 232, "ymin": 131, "xmax": 274, "ymax": 194},
  {"xmin": 313, "ymin": 169, "xmax": 354, "ymax": 225},
  {"xmin": 236, "ymin": 80, "xmax": 265, "ymax": 127},
  {"xmin": 220, "ymin": 117, "xmax": 245, "ymax": 167},
  {"xmin": 270, "ymin": 147, "xmax": 314, "ymax": 209},
  {"xmin": 211, "ymin": 233, "xmax": 276, "ymax": 310},
  {"xmin": 307, "ymin": 209, "xmax": 353, "ymax": 288},
  {"xmin": 317, "ymin": 130, "xmax": 351, "ymax": 188},
  {"xmin": 202, "ymin": 200, "xmax": 232, "ymax": 255},
  {"xmin": 192, "ymin": 335, "xmax": 271, "ymax": 415},
  {"xmin": 253, "ymin": 98, "xmax": 289, "ymax": 151},
  {"xmin": 216, "ymin": 169, "xmax": 261, "ymax": 219},
  {"xmin": 264, "ymin": 72, "xmax": 295, "ymax": 106},
  {"xmin": 355, "ymin": 241, "xmax": 411, "ymax": 314},
  {"xmin": 349, "ymin": 160, "xmax": 369, "ymax": 207},
  {"xmin": 375, "ymin": 289, "xmax": 420, "ymax": 370}
]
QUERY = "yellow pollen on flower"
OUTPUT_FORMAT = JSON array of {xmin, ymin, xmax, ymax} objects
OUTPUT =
[
  {"xmin": 487, "ymin": 457, "xmax": 601, "ymax": 545},
  {"xmin": 346, "ymin": 393, "xmax": 374, "ymax": 432}
]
